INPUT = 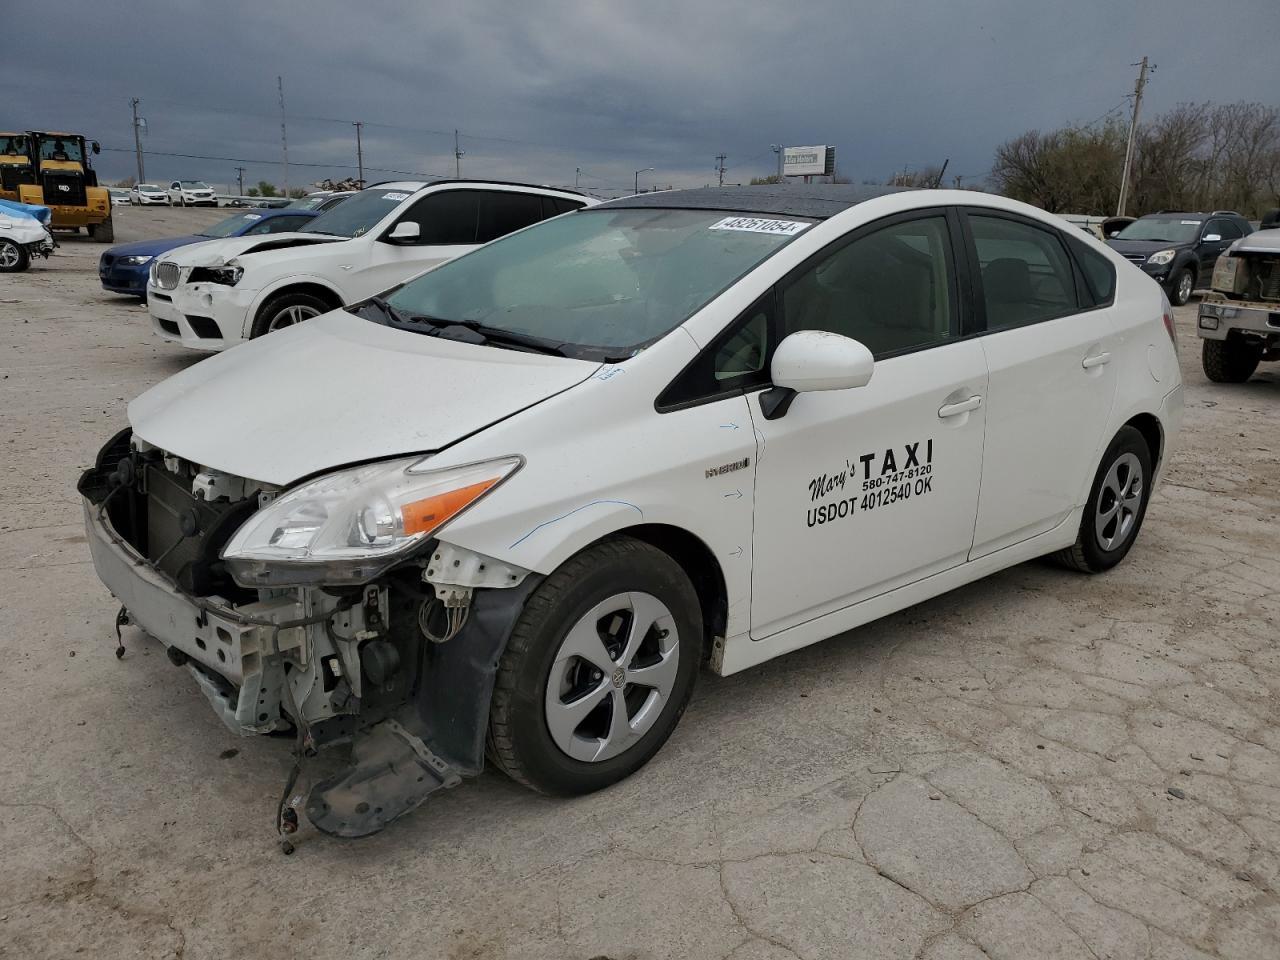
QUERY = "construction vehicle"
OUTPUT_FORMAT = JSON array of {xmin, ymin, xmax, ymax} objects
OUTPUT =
[{"xmin": 2, "ymin": 131, "xmax": 113, "ymax": 242}]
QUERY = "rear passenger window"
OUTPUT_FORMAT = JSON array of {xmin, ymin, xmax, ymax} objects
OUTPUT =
[
  {"xmin": 476, "ymin": 191, "xmax": 546, "ymax": 243},
  {"xmin": 1066, "ymin": 235, "xmax": 1116, "ymax": 307},
  {"xmin": 403, "ymin": 191, "xmax": 479, "ymax": 244},
  {"xmin": 551, "ymin": 196, "xmax": 585, "ymax": 215},
  {"xmin": 780, "ymin": 215, "xmax": 956, "ymax": 357},
  {"xmin": 969, "ymin": 215, "xmax": 1078, "ymax": 330}
]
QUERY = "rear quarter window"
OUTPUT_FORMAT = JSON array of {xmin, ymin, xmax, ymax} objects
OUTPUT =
[{"xmin": 1066, "ymin": 235, "xmax": 1116, "ymax": 307}]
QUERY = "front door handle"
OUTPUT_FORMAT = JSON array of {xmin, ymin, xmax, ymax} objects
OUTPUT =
[
  {"xmin": 938, "ymin": 395, "xmax": 983, "ymax": 418},
  {"xmin": 1082, "ymin": 352, "xmax": 1112, "ymax": 369}
]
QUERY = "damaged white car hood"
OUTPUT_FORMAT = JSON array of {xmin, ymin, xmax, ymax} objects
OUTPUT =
[
  {"xmin": 159, "ymin": 231, "xmax": 343, "ymax": 267},
  {"xmin": 129, "ymin": 310, "xmax": 601, "ymax": 485}
]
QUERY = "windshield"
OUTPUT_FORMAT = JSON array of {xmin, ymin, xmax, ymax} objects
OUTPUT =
[
  {"xmin": 1114, "ymin": 217, "xmax": 1202, "ymax": 243},
  {"xmin": 180, "ymin": 181, "xmax": 211, "ymax": 189},
  {"xmin": 0, "ymin": 135, "xmax": 27, "ymax": 157},
  {"xmin": 39, "ymin": 138, "xmax": 83, "ymax": 162},
  {"xmin": 287, "ymin": 195, "xmax": 330, "ymax": 210},
  {"xmin": 300, "ymin": 187, "xmax": 408, "ymax": 237},
  {"xmin": 138, "ymin": 183, "xmax": 162, "ymax": 192},
  {"xmin": 381, "ymin": 208, "xmax": 812, "ymax": 359},
  {"xmin": 199, "ymin": 212, "xmax": 268, "ymax": 238}
]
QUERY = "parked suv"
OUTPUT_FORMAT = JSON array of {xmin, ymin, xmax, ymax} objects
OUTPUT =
[
  {"xmin": 1197, "ymin": 227, "xmax": 1280, "ymax": 382},
  {"xmin": 146, "ymin": 180, "xmax": 594, "ymax": 351},
  {"xmin": 1107, "ymin": 211, "xmax": 1252, "ymax": 306},
  {"xmin": 166, "ymin": 180, "xmax": 217, "ymax": 207}
]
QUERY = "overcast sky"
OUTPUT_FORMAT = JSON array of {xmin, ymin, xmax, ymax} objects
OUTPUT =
[{"xmin": 5, "ymin": 0, "xmax": 1279, "ymax": 196}]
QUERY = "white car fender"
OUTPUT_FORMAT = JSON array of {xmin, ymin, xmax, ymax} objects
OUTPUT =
[
  {"xmin": 424, "ymin": 330, "xmax": 758, "ymax": 640},
  {"xmin": 243, "ymin": 273, "xmax": 349, "ymax": 336}
]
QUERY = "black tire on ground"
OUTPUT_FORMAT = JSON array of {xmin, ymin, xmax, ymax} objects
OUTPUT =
[
  {"xmin": 1202, "ymin": 336, "xmax": 1261, "ymax": 384},
  {"xmin": 0, "ymin": 239, "xmax": 30, "ymax": 273},
  {"xmin": 88, "ymin": 217, "xmax": 114, "ymax": 243},
  {"xmin": 249, "ymin": 290, "xmax": 334, "ymax": 338},
  {"xmin": 1055, "ymin": 425, "xmax": 1153, "ymax": 574},
  {"xmin": 487, "ymin": 537, "xmax": 703, "ymax": 796},
  {"xmin": 1167, "ymin": 267, "xmax": 1194, "ymax": 306}
]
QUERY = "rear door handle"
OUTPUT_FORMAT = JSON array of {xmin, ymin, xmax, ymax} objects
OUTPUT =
[
  {"xmin": 938, "ymin": 395, "xmax": 983, "ymax": 418},
  {"xmin": 1082, "ymin": 352, "xmax": 1112, "ymax": 369}
]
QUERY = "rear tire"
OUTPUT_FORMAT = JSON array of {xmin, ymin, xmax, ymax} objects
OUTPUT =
[
  {"xmin": 249, "ymin": 290, "xmax": 333, "ymax": 338},
  {"xmin": 1202, "ymin": 336, "xmax": 1261, "ymax": 383},
  {"xmin": 0, "ymin": 240, "xmax": 30, "ymax": 273},
  {"xmin": 487, "ymin": 537, "xmax": 702, "ymax": 796},
  {"xmin": 1055, "ymin": 426, "xmax": 1152, "ymax": 573},
  {"xmin": 88, "ymin": 217, "xmax": 114, "ymax": 243}
]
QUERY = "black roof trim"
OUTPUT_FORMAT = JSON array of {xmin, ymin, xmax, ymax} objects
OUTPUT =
[{"xmin": 595, "ymin": 185, "xmax": 913, "ymax": 219}]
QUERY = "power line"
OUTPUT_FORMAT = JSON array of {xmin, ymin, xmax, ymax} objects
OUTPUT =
[{"xmin": 97, "ymin": 146, "xmax": 450, "ymax": 179}]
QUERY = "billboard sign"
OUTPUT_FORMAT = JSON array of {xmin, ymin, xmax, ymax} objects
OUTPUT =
[{"xmin": 783, "ymin": 145, "xmax": 834, "ymax": 177}]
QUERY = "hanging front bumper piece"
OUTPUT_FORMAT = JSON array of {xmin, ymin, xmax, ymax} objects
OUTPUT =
[{"xmin": 78, "ymin": 429, "xmax": 538, "ymax": 838}]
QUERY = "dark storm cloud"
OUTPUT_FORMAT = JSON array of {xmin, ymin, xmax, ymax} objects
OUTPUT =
[{"xmin": 5, "ymin": 0, "xmax": 1278, "ymax": 195}]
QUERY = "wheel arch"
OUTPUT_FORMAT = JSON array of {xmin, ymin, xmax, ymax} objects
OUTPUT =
[
  {"xmin": 248, "ymin": 279, "xmax": 345, "ymax": 336},
  {"xmin": 1124, "ymin": 412, "xmax": 1163, "ymax": 474}
]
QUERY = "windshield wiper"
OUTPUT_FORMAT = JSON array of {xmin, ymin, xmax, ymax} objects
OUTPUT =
[
  {"xmin": 411, "ymin": 315, "xmax": 569, "ymax": 356},
  {"xmin": 361, "ymin": 294, "xmax": 415, "ymax": 326}
]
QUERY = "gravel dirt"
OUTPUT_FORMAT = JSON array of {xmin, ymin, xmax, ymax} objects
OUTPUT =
[{"xmin": 1, "ymin": 207, "xmax": 1277, "ymax": 959}]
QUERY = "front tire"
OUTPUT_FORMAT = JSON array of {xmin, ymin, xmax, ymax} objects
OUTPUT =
[
  {"xmin": 1202, "ymin": 336, "xmax": 1261, "ymax": 383},
  {"xmin": 488, "ymin": 538, "xmax": 702, "ymax": 796},
  {"xmin": 88, "ymin": 217, "xmax": 114, "ymax": 243},
  {"xmin": 1055, "ymin": 426, "xmax": 1152, "ymax": 573},
  {"xmin": 249, "ymin": 290, "xmax": 332, "ymax": 338},
  {"xmin": 0, "ymin": 240, "xmax": 30, "ymax": 272},
  {"xmin": 1168, "ymin": 268, "xmax": 1194, "ymax": 307}
]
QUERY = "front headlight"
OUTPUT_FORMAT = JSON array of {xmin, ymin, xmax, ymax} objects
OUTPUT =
[
  {"xmin": 188, "ymin": 265, "xmax": 243, "ymax": 286},
  {"xmin": 1147, "ymin": 249, "xmax": 1176, "ymax": 266},
  {"xmin": 221, "ymin": 455, "xmax": 522, "ymax": 586},
  {"xmin": 119, "ymin": 255, "xmax": 151, "ymax": 266}
]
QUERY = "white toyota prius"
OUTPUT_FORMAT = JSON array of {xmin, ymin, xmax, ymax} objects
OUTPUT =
[{"xmin": 80, "ymin": 186, "xmax": 1183, "ymax": 841}]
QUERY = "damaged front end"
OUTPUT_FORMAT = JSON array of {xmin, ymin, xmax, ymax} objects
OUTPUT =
[
  {"xmin": 79, "ymin": 429, "xmax": 538, "ymax": 841},
  {"xmin": 1200, "ymin": 237, "xmax": 1280, "ymax": 356}
]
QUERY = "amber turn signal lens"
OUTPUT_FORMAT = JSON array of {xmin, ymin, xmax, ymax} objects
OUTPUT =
[{"xmin": 400, "ymin": 478, "xmax": 500, "ymax": 536}]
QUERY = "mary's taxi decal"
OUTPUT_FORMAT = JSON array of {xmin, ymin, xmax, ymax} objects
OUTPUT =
[{"xmin": 806, "ymin": 439, "xmax": 934, "ymax": 527}]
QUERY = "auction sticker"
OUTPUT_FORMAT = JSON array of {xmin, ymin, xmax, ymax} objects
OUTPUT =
[
  {"xmin": 383, "ymin": 192, "xmax": 411, "ymax": 201},
  {"xmin": 244, "ymin": 214, "xmax": 262, "ymax": 220},
  {"xmin": 710, "ymin": 216, "xmax": 809, "ymax": 236}
]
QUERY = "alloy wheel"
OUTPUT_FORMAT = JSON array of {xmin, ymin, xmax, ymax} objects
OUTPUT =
[
  {"xmin": 544, "ymin": 591, "xmax": 680, "ymax": 763},
  {"xmin": 268, "ymin": 303, "xmax": 321, "ymax": 332},
  {"xmin": 0, "ymin": 242, "xmax": 18, "ymax": 269},
  {"xmin": 1177, "ymin": 271, "xmax": 1194, "ymax": 304},
  {"xmin": 1094, "ymin": 452, "xmax": 1143, "ymax": 551}
]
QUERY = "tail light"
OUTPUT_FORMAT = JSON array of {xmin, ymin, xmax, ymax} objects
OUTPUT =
[{"xmin": 1160, "ymin": 293, "xmax": 1178, "ymax": 356}]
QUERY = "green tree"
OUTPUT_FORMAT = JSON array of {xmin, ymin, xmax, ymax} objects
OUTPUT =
[{"xmin": 255, "ymin": 181, "xmax": 279, "ymax": 197}]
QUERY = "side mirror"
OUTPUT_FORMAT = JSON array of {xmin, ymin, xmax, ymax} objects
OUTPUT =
[
  {"xmin": 384, "ymin": 221, "xmax": 420, "ymax": 243},
  {"xmin": 759, "ymin": 330, "xmax": 875, "ymax": 420},
  {"xmin": 1202, "ymin": 233, "xmax": 1222, "ymax": 243},
  {"xmin": 91, "ymin": 141, "xmax": 101, "ymax": 155}
]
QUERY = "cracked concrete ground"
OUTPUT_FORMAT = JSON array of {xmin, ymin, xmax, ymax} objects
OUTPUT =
[{"xmin": 0, "ymin": 207, "xmax": 1277, "ymax": 959}]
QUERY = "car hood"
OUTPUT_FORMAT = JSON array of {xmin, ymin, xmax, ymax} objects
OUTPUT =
[
  {"xmin": 1106, "ymin": 238, "xmax": 1191, "ymax": 257},
  {"xmin": 128, "ymin": 310, "xmax": 602, "ymax": 485},
  {"xmin": 159, "ymin": 232, "xmax": 344, "ymax": 266},
  {"xmin": 106, "ymin": 235, "xmax": 203, "ymax": 259},
  {"xmin": 1228, "ymin": 228, "xmax": 1280, "ymax": 255}
]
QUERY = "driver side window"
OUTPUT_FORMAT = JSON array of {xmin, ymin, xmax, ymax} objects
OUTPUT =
[{"xmin": 780, "ymin": 215, "xmax": 957, "ymax": 357}]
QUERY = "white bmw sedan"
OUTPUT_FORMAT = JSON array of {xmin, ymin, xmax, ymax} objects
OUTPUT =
[{"xmin": 81, "ymin": 186, "xmax": 1182, "ymax": 839}]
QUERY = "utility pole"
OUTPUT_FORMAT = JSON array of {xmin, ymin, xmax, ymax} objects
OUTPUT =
[
  {"xmin": 453, "ymin": 130, "xmax": 464, "ymax": 178},
  {"xmin": 715, "ymin": 153, "xmax": 727, "ymax": 187},
  {"xmin": 234, "ymin": 166, "xmax": 246, "ymax": 196},
  {"xmin": 770, "ymin": 144, "xmax": 784, "ymax": 181},
  {"xmin": 130, "ymin": 98, "xmax": 145, "ymax": 183},
  {"xmin": 575, "ymin": 167, "xmax": 581, "ymax": 190},
  {"xmin": 277, "ymin": 75, "xmax": 289, "ymax": 197},
  {"xmin": 1116, "ymin": 56, "xmax": 1153, "ymax": 217},
  {"xmin": 350, "ymin": 120, "xmax": 366, "ymax": 186}
]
